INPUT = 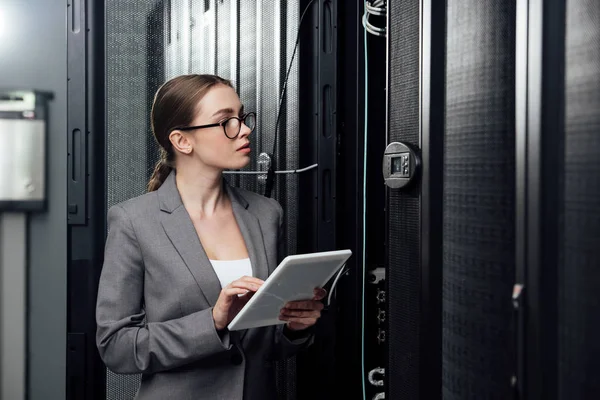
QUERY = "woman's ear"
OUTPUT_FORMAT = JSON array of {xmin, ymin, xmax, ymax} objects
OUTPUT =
[{"xmin": 169, "ymin": 130, "xmax": 193, "ymax": 155}]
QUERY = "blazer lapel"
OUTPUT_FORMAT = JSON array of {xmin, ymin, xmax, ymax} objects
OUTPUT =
[
  {"xmin": 225, "ymin": 183, "xmax": 270, "ymax": 282},
  {"xmin": 157, "ymin": 172, "xmax": 222, "ymax": 307}
]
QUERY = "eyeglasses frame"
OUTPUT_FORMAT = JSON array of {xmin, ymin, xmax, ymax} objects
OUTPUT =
[{"xmin": 172, "ymin": 111, "xmax": 257, "ymax": 139}]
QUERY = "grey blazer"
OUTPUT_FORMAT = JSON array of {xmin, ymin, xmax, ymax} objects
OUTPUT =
[{"xmin": 96, "ymin": 171, "xmax": 313, "ymax": 400}]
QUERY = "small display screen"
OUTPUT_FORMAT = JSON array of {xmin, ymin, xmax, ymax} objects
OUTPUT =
[
  {"xmin": 391, "ymin": 154, "xmax": 410, "ymax": 177},
  {"xmin": 391, "ymin": 156, "xmax": 403, "ymax": 174}
]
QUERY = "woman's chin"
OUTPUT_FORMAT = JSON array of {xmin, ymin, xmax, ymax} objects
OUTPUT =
[{"xmin": 228, "ymin": 157, "xmax": 251, "ymax": 171}]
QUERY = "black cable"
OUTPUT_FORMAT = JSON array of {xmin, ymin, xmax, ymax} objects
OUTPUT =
[{"xmin": 264, "ymin": 0, "xmax": 317, "ymax": 198}]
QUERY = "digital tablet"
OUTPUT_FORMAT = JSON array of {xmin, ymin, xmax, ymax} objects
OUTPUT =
[{"xmin": 227, "ymin": 249, "xmax": 352, "ymax": 331}]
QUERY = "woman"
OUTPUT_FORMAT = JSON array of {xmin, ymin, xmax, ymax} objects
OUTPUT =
[{"xmin": 96, "ymin": 74, "xmax": 326, "ymax": 400}]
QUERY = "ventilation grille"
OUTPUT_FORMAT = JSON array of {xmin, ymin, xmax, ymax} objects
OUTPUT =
[
  {"xmin": 559, "ymin": 1, "xmax": 600, "ymax": 398},
  {"xmin": 443, "ymin": 1, "xmax": 516, "ymax": 399},
  {"xmin": 387, "ymin": 1, "xmax": 421, "ymax": 399}
]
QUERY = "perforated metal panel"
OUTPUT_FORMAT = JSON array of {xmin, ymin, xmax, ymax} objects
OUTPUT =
[
  {"xmin": 106, "ymin": 0, "xmax": 166, "ymax": 397},
  {"xmin": 283, "ymin": 1, "xmax": 300, "ymax": 259},
  {"xmin": 559, "ymin": 1, "xmax": 600, "ymax": 397},
  {"xmin": 387, "ymin": 1, "xmax": 421, "ymax": 399},
  {"xmin": 444, "ymin": 1, "xmax": 516, "ymax": 399},
  {"xmin": 236, "ymin": 0, "xmax": 258, "ymax": 192},
  {"xmin": 216, "ymin": 0, "xmax": 231, "ymax": 79},
  {"xmin": 105, "ymin": 0, "xmax": 301, "ymax": 399},
  {"xmin": 105, "ymin": 371, "xmax": 140, "ymax": 400},
  {"xmin": 106, "ymin": 0, "xmax": 163, "ymax": 209}
]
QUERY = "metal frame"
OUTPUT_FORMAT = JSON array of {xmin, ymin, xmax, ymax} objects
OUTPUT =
[
  {"xmin": 67, "ymin": 0, "xmax": 88, "ymax": 226},
  {"xmin": 419, "ymin": 0, "xmax": 444, "ymax": 397},
  {"xmin": 515, "ymin": 0, "xmax": 564, "ymax": 397},
  {"xmin": 296, "ymin": 0, "xmax": 340, "ymax": 397},
  {"xmin": 362, "ymin": 0, "xmax": 388, "ymax": 397},
  {"xmin": 514, "ymin": 1, "xmax": 528, "ymax": 394},
  {"xmin": 295, "ymin": 0, "xmax": 337, "ymax": 251},
  {"xmin": 66, "ymin": 0, "xmax": 106, "ymax": 398},
  {"xmin": 329, "ymin": 0, "xmax": 364, "ymax": 397},
  {"xmin": 316, "ymin": 0, "xmax": 337, "ymax": 251}
]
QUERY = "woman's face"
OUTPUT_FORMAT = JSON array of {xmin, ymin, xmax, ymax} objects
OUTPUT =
[{"xmin": 177, "ymin": 84, "xmax": 253, "ymax": 171}]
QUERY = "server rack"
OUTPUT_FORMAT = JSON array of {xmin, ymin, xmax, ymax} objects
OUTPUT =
[
  {"xmin": 385, "ymin": 0, "xmax": 444, "ymax": 398},
  {"xmin": 66, "ymin": 1, "xmax": 356, "ymax": 399},
  {"xmin": 386, "ymin": 0, "xmax": 517, "ymax": 398},
  {"xmin": 516, "ymin": 0, "xmax": 600, "ymax": 398}
]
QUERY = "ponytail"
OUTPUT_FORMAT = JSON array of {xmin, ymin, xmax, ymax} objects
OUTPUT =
[{"xmin": 147, "ymin": 157, "xmax": 173, "ymax": 192}]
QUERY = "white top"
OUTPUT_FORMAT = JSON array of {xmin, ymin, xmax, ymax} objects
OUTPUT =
[{"xmin": 209, "ymin": 258, "xmax": 253, "ymax": 289}]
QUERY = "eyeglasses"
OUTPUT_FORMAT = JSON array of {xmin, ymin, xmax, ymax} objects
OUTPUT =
[{"xmin": 174, "ymin": 112, "xmax": 257, "ymax": 139}]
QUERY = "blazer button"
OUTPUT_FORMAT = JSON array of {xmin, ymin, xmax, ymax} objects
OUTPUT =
[{"xmin": 230, "ymin": 353, "xmax": 243, "ymax": 365}]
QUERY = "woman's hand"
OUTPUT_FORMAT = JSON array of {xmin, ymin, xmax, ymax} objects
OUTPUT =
[
  {"xmin": 279, "ymin": 288, "xmax": 327, "ymax": 331},
  {"xmin": 213, "ymin": 276, "xmax": 264, "ymax": 330}
]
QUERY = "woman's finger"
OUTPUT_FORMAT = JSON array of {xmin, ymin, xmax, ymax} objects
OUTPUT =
[
  {"xmin": 222, "ymin": 287, "xmax": 250, "ymax": 297},
  {"xmin": 313, "ymin": 287, "xmax": 327, "ymax": 300},
  {"xmin": 280, "ymin": 309, "xmax": 321, "ymax": 319},
  {"xmin": 285, "ymin": 300, "xmax": 324, "ymax": 311},
  {"xmin": 226, "ymin": 280, "xmax": 261, "ymax": 292},
  {"xmin": 234, "ymin": 276, "xmax": 264, "ymax": 286},
  {"xmin": 280, "ymin": 317, "xmax": 317, "ymax": 326}
]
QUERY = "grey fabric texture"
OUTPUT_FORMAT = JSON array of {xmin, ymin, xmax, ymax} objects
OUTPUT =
[{"xmin": 96, "ymin": 171, "xmax": 312, "ymax": 400}]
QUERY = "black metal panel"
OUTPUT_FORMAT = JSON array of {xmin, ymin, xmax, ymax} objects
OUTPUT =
[
  {"xmin": 514, "ymin": 0, "xmax": 529, "ymax": 394},
  {"xmin": 517, "ymin": 0, "xmax": 565, "ymax": 397},
  {"xmin": 295, "ymin": 1, "xmax": 339, "ymax": 399},
  {"xmin": 315, "ymin": 0, "xmax": 337, "ymax": 252},
  {"xmin": 67, "ymin": 332, "xmax": 86, "ymax": 399},
  {"xmin": 67, "ymin": 0, "xmax": 107, "ymax": 398},
  {"xmin": 67, "ymin": 0, "xmax": 88, "ymax": 225},
  {"xmin": 387, "ymin": 1, "xmax": 421, "ymax": 399},
  {"xmin": 444, "ymin": 1, "xmax": 516, "ymax": 399},
  {"xmin": 359, "ymin": 1, "xmax": 388, "ymax": 399},
  {"xmin": 332, "ymin": 0, "xmax": 364, "ymax": 397},
  {"xmin": 560, "ymin": 0, "xmax": 600, "ymax": 397},
  {"xmin": 363, "ymin": 12, "xmax": 387, "ymax": 400},
  {"xmin": 420, "ymin": 0, "xmax": 445, "ymax": 398}
]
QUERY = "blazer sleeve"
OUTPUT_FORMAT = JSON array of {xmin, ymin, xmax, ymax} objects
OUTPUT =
[
  {"xmin": 268, "ymin": 199, "xmax": 315, "ymax": 360},
  {"xmin": 96, "ymin": 205, "xmax": 232, "ymax": 375}
]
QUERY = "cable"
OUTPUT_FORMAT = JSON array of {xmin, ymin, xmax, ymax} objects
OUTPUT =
[
  {"xmin": 264, "ymin": 0, "xmax": 317, "ymax": 198},
  {"xmin": 327, "ymin": 263, "xmax": 348, "ymax": 306},
  {"xmin": 362, "ymin": 1, "xmax": 387, "ymax": 38},
  {"xmin": 273, "ymin": 163, "xmax": 318, "ymax": 174},
  {"xmin": 361, "ymin": 3, "xmax": 369, "ymax": 398},
  {"xmin": 223, "ymin": 163, "xmax": 318, "ymax": 175},
  {"xmin": 363, "ymin": 14, "xmax": 386, "ymax": 37},
  {"xmin": 366, "ymin": 3, "xmax": 385, "ymax": 16}
]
